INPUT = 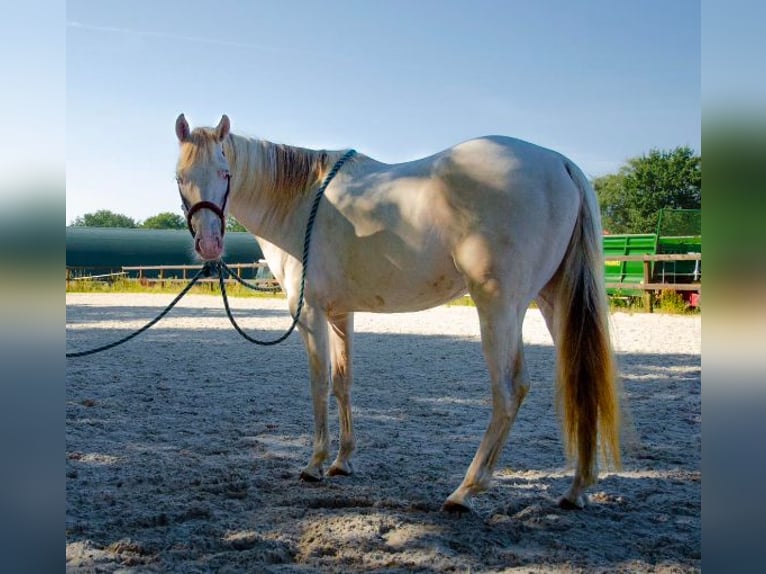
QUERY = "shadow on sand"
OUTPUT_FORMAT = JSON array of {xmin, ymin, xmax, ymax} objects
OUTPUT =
[{"xmin": 66, "ymin": 301, "xmax": 700, "ymax": 572}]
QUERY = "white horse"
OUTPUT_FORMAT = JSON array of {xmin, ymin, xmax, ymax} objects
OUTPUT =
[{"xmin": 174, "ymin": 114, "xmax": 620, "ymax": 511}]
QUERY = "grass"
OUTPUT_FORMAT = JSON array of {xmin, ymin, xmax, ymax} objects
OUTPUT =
[
  {"xmin": 445, "ymin": 295, "xmax": 476, "ymax": 307},
  {"xmin": 609, "ymin": 289, "xmax": 699, "ymax": 315},
  {"xmin": 65, "ymin": 277, "xmax": 286, "ymax": 299},
  {"xmin": 450, "ymin": 291, "xmax": 698, "ymax": 315},
  {"xmin": 656, "ymin": 289, "xmax": 697, "ymax": 314},
  {"xmin": 66, "ymin": 279, "xmax": 698, "ymax": 314}
]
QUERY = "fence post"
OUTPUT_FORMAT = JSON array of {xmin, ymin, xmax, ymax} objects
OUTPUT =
[{"xmin": 642, "ymin": 259, "xmax": 654, "ymax": 312}]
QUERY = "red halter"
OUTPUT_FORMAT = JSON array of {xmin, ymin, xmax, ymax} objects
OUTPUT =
[{"xmin": 181, "ymin": 174, "xmax": 231, "ymax": 237}]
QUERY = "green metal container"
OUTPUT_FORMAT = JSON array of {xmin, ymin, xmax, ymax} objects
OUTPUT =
[
  {"xmin": 655, "ymin": 235, "xmax": 702, "ymax": 284},
  {"xmin": 602, "ymin": 234, "xmax": 658, "ymax": 296},
  {"xmin": 602, "ymin": 209, "xmax": 702, "ymax": 297},
  {"xmin": 653, "ymin": 208, "xmax": 702, "ymax": 284},
  {"xmin": 66, "ymin": 227, "xmax": 264, "ymax": 278}
]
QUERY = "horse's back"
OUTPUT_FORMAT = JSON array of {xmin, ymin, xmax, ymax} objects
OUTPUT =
[
  {"xmin": 346, "ymin": 135, "xmax": 579, "ymax": 226},
  {"xmin": 432, "ymin": 135, "xmax": 582, "ymax": 254},
  {"xmin": 313, "ymin": 136, "xmax": 583, "ymax": 312},
  {"xmin": 433, "ymin": 135, "xmax": 574, "ymax": 197}
]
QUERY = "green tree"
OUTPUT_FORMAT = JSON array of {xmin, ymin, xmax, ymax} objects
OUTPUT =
[
  {"xmin": 141, "ymin": 212, "xmax": 186, "ymax": 229},
  {"xmin": 594, "ymin": 146, "xmax": 701, "ymax": 234},
  {"xmin": 70, "ymin": 209, "xmax": 137, "ymax": 228},
  {"xmin": 226, "ymin": 216, "xmax": 247, "ymax": 232}
]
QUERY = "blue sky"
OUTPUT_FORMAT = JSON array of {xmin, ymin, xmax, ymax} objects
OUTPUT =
[{"xmin": 65, "ymin": 0, "xmax": 700, "ymax": 224}]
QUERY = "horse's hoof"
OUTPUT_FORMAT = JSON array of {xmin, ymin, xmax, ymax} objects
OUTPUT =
[
  {"xmin": 327, "ymin": 465, "xmax": 352, "ymax": 477},
  {"xmin": 300, "ymin": 470, "xmax": 323, "ymax": 483},
  {"xmin": 557, "ymin": 494, "xmax": 587, "ymax": 510},
  {"xmin": 442, "ymin": 499, "xmax": 473, "ymax": 515}
]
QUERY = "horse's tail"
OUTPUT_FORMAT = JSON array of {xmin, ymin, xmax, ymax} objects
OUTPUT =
[{"xmin": 554, "ymin": 160, "xmax": 621, "ymax": 485}]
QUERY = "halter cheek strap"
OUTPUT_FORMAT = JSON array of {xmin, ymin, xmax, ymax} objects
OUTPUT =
[{"xmin": 184, "ymin": 175, "xmax": 231, "ymax": 237}]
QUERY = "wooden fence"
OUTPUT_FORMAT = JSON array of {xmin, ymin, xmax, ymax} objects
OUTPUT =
[
  {"xmin": 604, "ymin": 253, "xmax": 701, "ymax": 311},
  {"xmin": 68, "ymin": 253, "xmax": 701, "ymax": 310},
  {"xmin": 118, "ymin": 261, "xmax": 281, "ymax": 290}
]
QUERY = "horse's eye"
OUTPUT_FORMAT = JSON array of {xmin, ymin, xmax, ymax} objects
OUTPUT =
[
  {"xmin": 178, "ymin": 189, "xmax": 190, "ymax": 213},
  {"xmin": 175, "ymin": 176, "xmax": 184, "ymax": 185}
]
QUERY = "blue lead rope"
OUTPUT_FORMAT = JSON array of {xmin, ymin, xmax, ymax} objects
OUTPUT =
[
  {"xmin": 65, "ymin": 263, "xmax": 216, "ymax": 358},
  {"xmin": 217, "ymin": 148, "xmax": 357, "ymax": 346},
  {"xmin": 66, "ymin": 149, "xmax": 356, "ymax": 356}
]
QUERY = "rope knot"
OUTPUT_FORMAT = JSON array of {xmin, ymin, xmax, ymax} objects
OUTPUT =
[{"xmin": 202, "ymin": 260, "xmax": 219, "ymax": 277}]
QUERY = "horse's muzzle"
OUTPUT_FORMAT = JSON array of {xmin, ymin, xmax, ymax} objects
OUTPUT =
[{"xmin": 195, "ymin": 234, "xmax": 223, "ymax": 261}]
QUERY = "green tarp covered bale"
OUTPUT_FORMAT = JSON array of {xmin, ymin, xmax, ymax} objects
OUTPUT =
[{"xmin": 66, "ymin": 227, "xmax": 264, "ymax": 278}]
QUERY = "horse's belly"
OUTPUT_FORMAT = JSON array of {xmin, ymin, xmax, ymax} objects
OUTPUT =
[{"xmin": 336, "ymin": 255, "xmax": 467, "ymax": 313}]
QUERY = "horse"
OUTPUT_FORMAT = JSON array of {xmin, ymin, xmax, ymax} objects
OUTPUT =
[{"xmin": 173, "ymin": 113, "xmax": 620, "ymax": 511}]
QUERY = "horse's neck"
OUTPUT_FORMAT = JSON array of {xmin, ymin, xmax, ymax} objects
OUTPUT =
[{"xmin": 225, "ymin": 135, "xmax": 327, "ymax": 251}]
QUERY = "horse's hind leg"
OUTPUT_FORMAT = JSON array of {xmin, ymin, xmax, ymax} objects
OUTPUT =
[
  {"xmin": 536, "ymin": 286, "xmax": 591, "ymax": 509},
  {"xmin": 535, "ymin": 289, "xmax": 557, "ymax": 344},
  {"xmin": 327, "ymin": 313, "xmax": 356, "ymax": 477},
  {"xmin": 444, "ymin": 290, "xmax": 530, "ymax": 512}
]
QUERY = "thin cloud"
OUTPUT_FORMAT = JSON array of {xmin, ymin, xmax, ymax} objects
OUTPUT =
[
  {"xmin": 66, "ymin": 20, "xmax": 393, "ymax": 70},
  {"xmin": 66, "ymin": 20, "xmax": 281, "ymax": 53}
]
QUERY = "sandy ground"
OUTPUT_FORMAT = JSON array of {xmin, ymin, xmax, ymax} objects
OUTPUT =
[{"xmin": 66, "ymin": 293, "xmax": 701, "ymax": 572}]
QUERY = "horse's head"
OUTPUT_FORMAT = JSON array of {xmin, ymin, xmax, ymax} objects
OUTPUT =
[{"xmin": 174, "ymin": 113, "xmax": 231, "ymax": 260}]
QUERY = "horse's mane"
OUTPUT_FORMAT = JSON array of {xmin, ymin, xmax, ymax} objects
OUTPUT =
[{"xmin": 222, "ymin": 132, "xmax": 330, "ymax": 220}]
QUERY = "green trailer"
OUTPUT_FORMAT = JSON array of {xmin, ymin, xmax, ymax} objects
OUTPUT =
[
  {"xmin": 653, "ymin": 235, "xmax": 702, "ymax": 285},
  {"xmin": 66, "ymin": 227, "xmax": 265, "ymax": 279},
  {"xmin": 602, "ymin": 208, "xmax": 701, "ymax": 300},
  {"xmin": 652, "ymin": 208, "xmax": 702, "ymax": 286},
  {"xmin": 603, "ymin": 233, "xmax": 658, "ymax": 297}
]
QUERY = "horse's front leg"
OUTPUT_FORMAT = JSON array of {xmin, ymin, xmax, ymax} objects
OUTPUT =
[
  {"xmin": 327, "ymin": 313, "xmax": 356, "ymax": 476},
  {"xmin": 296, "ymin": 304, "xmax": 331, "ymax": 482}
]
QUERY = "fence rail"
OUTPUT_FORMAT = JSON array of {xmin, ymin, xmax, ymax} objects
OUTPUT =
[
  {"xmin": 67, "ymin": 253, "xmax": 701, "ymax": 310},
  {"xmin": 121, "ymin": 261, "xmax": 269, "ymax": 281},
  {"xmin": 118, "ymin": 261, "xmax": 281, "ymax": 289},
  {"xmin": 68, "ymin": 271, "xmax": 128, "ymax": 281},
  {"xmin": 65, "ymin": 261, "xmax": 280, "ymax": 289},
  {"xmin": 603, "ymin": 253, "xmax": 701, "ymax": 310},
  {"xmin": 604, "ymin": 253, "xmax": 701, "ymax": 262}
]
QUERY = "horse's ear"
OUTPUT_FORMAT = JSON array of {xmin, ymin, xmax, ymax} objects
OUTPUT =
[
  {"xmin": 215, "ymin": 114, "xmax": 230, "ymax": 142},
  {"xmin": 175, "ymin": 113, "xmax": 190, "ymax": 142}
]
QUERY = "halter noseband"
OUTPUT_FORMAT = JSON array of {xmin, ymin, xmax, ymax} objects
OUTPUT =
[{"xmin": 181, "ymin": 174, "xmax": 231, "ymax": 238}]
